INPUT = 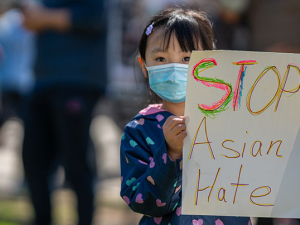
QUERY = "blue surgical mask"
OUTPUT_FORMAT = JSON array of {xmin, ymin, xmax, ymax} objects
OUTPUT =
[{"xmin": 145, "ymin": 63, "xmax": 189, "ymax": 103}]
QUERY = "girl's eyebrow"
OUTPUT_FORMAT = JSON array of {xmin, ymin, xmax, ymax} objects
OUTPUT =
[
  {"xmin": 151, "ymin": 47, "xmax": 167, "ymax": 53},
  {"xmin": 151, "ymin": 47, "xmax": 186, "ymax": 54}
]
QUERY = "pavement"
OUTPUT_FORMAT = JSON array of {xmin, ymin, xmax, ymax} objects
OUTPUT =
[{"xmin": 0, "ymin": 117, "xmax": 24, "ymax": 195}]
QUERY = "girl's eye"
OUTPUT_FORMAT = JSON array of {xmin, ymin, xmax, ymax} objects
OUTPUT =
[
  {"xmin": 155, "ymin": 57, "xmax": 166, "ymax": 62},
  {"xmin": 182, "ymin": 57, "xmax": 190, "ymax": 62}
]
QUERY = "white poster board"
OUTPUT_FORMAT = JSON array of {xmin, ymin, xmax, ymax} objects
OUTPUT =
[{"xmin": 182, "ymin": 50, "xmax": 300, "ymax": 218}]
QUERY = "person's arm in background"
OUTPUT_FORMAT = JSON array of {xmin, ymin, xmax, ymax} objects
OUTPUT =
[
  {"xmin": 217, "ymin": 0, "xmax": 250, "ymax": 25},
  {"xmin": 21, "ymin": 0, "xmax": 105, "ymax": 33},
  {"xmin": 0, "ymin": 44, "xmax": 3, "ymax": 64},
  {"xmin": 22, "ymin": 2, "xmax": 71, "ymax": 32}
]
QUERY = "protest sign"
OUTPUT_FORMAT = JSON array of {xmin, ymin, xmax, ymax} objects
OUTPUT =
[{"xmin": 182, "ymin": 50, "xmax": 300, "ymax": 218}]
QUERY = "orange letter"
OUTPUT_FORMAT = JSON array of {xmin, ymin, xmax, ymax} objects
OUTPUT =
[
  {"xmin": 266, "ymin": 140, "xmax": 283, "ymax": 158},
  {"xmin": 250, "ymin": 186, "xmax": 274, "ymax": 207},
  {"xmin": 275, "ymin": 64, "xmax": 300, "ymax": 111},
  {"xmin": 250, "ymin": 141, "xmax": 263, "ymax": 157},
  {"xmin": 195, "ymin": 168, "xmax": 220, "ymax": 205},
  {"xmin": 231, "ymin": 165, "xmax": 249, "ymax": 204},
  {"xmin": 247, "ymin": 66, "xmax": 281, "ymax": 115},
  {"xmin": 217, "ymin": 188, "xmax": 227, "ymax": 202},
  {"xmin": 187, "ymin": 116, "xmax": 215, "ymax": 161},
  {"xmin": 221, "ymin": 139, "xmax": 240, "ymax": 158}
]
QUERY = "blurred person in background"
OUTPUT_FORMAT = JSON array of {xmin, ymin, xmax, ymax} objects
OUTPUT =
[
  {"xmin": 212, "ymin": 0, "xmax": 250, "ymax": 50},
  {"xmin": 0, "ymin": 2, "xmax": 35, "ymax": 126},
  {"xmin": 21, "ymin": 0, "xmax": 107, "ymax": 224},
  {"xmin": 0, "ymin": 44, "xmax": 2, "ymax": 65},
  {"xmin": 212, "ymin": 0, "xmax": 300, "ymax": 53},
  {"xmin": 246, "ymin": 0, "xmax": 300, "ymax": 54},
  {"xmin": 0, "ymin": 44, "xmax": 2, "ymax": 114}
]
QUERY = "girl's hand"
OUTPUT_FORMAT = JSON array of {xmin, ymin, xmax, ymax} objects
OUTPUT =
[{"xmin": 163, "ymin": 116, "xmax": 187, "ymax": 161}]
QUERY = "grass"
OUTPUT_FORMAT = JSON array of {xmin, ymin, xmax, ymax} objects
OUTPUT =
[
  {"xmin": 0, "ymin": 187, "xmax": 141, "ymax": 225},
  {"xmin": 0, "ymin": 196, "xmax": 33, "ymax": 225}
]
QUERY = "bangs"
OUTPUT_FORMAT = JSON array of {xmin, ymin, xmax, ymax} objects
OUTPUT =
[
  {"xmin": 138, "ymin": 8, "xmax": 215, "ymax": 61},
  {"xmin": 160, "ymin": 15, "xmax": 203, "ymax": 52}
]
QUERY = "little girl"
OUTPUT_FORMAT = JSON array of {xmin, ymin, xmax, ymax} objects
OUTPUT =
[{"xmin": 120, "ymin": 7, "xmax": 251, "ymax": 225}]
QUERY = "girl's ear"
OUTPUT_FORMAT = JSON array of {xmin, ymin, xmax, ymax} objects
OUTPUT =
[{"xmin": 138, "ymin": 56, "xmax": 148, "ymax": 78}]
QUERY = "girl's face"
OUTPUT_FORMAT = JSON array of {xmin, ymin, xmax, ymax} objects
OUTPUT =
[{"xmin": 139, "ymin": 28, "xmax": 202, "ymax": 78}]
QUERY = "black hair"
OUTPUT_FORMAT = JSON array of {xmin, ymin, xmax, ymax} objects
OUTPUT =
[
  {"xmin": 138, "ymin": 6, "xmax": 216, "ymax": 103},
  {"xmin": 139, "ymin": 7, "xmax": 215, "ymax": 61}
]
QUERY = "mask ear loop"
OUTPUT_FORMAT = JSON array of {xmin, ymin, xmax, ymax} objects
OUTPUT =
[
  {"xmin": 138, "ymin": 56, "xmax": 149, "ymax": 78},
  {"xmin": 138, "ymin": 57, "xmax": 145, "ymax": 67}
]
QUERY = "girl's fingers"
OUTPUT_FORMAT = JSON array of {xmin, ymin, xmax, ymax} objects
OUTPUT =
[
  {"xmin": 167, "ymin": 131, "xmax": 187, "ymax": 150},
  {"xmin": 163, "ymin": 116, "xmax": 187, "ymax": 151},
  {"xmin": 177, "ymin": 130, "xmax": 188, "ymax": 140},
  {"xmin": 170, "ymin": 123, "xmax": 186, "ymax": 136},
  {"xmin": 172, "ymin": 131, "xmax": 187, "ymax": 149},
  {"xmin": 163, "ymin": 116, "xmax": 185, "ymax": 131},
  {"xmin": 163, "ymin": 116, "xmax": 176, "ymax": 128}
]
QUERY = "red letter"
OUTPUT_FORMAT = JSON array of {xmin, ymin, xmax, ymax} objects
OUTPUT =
[
  {"xmin": 193, "ymin": 58, "xmax": 233, "ymax": 118},
  {"xmin": 232, "ymin": 60, "xmax": 258, "ymax": 111}
]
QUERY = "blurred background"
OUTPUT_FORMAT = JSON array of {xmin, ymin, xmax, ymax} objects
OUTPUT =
[{"xmin": 0, "ymin": 0, "xmax": 300, "ymax": 224}]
